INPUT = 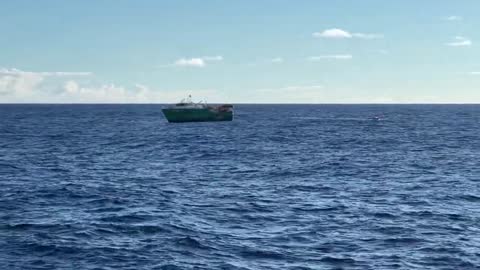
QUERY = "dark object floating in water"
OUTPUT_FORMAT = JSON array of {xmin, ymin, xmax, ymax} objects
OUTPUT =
[{"xmin": 162, "ymin": 95, "xmax": 233, "ymax": 123}]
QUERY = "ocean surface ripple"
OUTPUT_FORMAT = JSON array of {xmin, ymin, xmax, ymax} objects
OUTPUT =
[{"xmin": 1, "ymin": 104, "xmax": 480, "ymax": 269}]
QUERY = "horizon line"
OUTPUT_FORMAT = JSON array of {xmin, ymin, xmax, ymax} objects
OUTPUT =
[{"xmin": 2, "ymin": 103, "xmax": 480, "ymax": 105}]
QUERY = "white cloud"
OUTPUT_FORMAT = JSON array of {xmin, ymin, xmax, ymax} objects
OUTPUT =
[
  {"xmin": 64, "ymin": 80, "xmax": 80, "ymax": 94},
  {"xmin": 445, "ymin": 15, "xmax": 463, "ymax": 21},
  {"xmin": 174, "ymin": 58, "xmax": 205, "ymax": 67},
  {"xmin": 0, "ymin": 67, "xmax": 225, "ymax": 103},
  {"xmin": 57, "ymin": 81, "xmax": 149, "ymax": 103},
  {"xmin": 202, "ymin": 55, "xmax": 223, "ymax": 61},
  {"xmin": 0, "ymin": 71, "xmax": 44, "ymax": 97},
  {"xmin": 271, "ymin": 57, "xmax": 284, "ymax": 63},
  {"xmin": 468, "ymin": 71, "xmax": 480, "ymax": 75},
  {"xmin": 352, "ymin": 33, "xmax": 384, "ymax": 39},
  {"xmin": 172, "ymin": 55, "xmax": 223, "ymax": 67},
  {"xmin": 55, "ymin": 82, "xmax": 224, "ymax": 103},
  {"xmin": 446, "ymin": 36, "xmax": 472, "ymax": 47},
  {"xmin": 313, "ymin": 28, "xmax": 352, "ymax": 38},
  {"xmin": 308, "ymin": 55, "xmax": 353, "ymax": 61},
  {"xmin": 0, "ymin": 68, "xmax": 92, "ymax": 77},
  {"xmin": 312, "ymin": 28, "xmax": 382, "ymax": 39},
  {"xmin": 0, "ymin": 67, "xmax": 91, "ymax": 98},
  {"xmin": 44, "ymin": 72, "xmax": 92, "ymax": 76}
]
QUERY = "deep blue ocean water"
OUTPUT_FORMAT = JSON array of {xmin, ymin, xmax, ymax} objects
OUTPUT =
[{"xmin": 1, "ymin": 104, "xmax": 480, "ymax": 270}]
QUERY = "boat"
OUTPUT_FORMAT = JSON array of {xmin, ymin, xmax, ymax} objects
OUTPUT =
[{"xmin": 162, "ymin": 95, "xmax": 233, "ymax": 123}]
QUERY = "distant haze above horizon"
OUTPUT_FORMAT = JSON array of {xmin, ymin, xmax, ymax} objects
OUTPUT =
[{"xmin": 1, "ymin": 1, "xmax": 479, "ymax": 104}]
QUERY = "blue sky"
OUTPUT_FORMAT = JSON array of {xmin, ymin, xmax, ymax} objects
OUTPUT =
[{"xmin": 1, "ymin": 0, "xmax": 479, "ymax": 103}]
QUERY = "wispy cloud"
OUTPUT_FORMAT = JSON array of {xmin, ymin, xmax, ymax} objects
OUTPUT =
[
  {"xmin": 62, "ymin": 81, "xmax": 157, "ymax": 103},
  {"xmin": 308, "ymin": 55, "xmax": 353, "ymax": 61},
  {"xmin": 174, "ymin": 58, "xmax": 206, "ymax": 67},
  {"xmin": 445, "ymin": 15, "xmax": 463, "ymax": 21},
  {"xmin": 201, "ymin": 55, "xmax": 223, "ymax": 61},
  {"xmin": 0, "ymin": 70, "xmax": 44, "ymax": 96},
  {"xmin": 0, "ymin": 68, "xmax": 93, "ymax": 97},
  {"xmin": 171, "ymin": 55, "xmax": 223, "ymax": 68},
  {"xmin": 312, "ymin": 28, "xmax": 383, "ymax": 39},
  {"xmin": 59, "ymin": 81, "xmax": 224, "ymax": 103},
  {"xmin": 446, "ymin": 36, "xmax": 472, "ymax": 47},
  {"xmin": 351, "ymin": 33, "xmax": 384, "ymax": 39},
  {"xmin": 0, "ymin": 68, "xmax": 92, "ymax": 77},
  {"xmin": 0, "ymin": 66, "xmax": 231, "ymax": 103},
  {"xmin": 468, "ymin": 71, "xmax": 480, "ymax": 75},
  {"xmin": 271, "ymin": 57, "xmax": 284, "ymax": 64},
  {"xmin": 1, "ymin": 68, "xmax": 225, "ymax": 103}
]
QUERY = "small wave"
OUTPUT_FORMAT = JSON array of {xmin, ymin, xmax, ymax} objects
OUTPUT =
[
  {"xmin": 98, "ymin": 213, "xmax": 153, "ymax": 223},
  {"xmin": 291, "ymin": 205, "xmax": 346, "ymax": 212},
  {"xmin": 174, "ymin": 236, "xmax": 214, "ymax": 250},
  {"xmin": 371, "ymin": 212, "xmax": 398, "ymax": 219},
  {"xmin": 135, "ymin": 225, "xmax": 170, "ymax": 235},
  {"xmin": 227, "ymin": 168, "xmax": 260, "ymax": 174},
  {"xmin": 88, "ymin": 206, "xmax": 125, "ymax": 213},
  {"xmin": 23, "ymin": 242, "xmax": 83, "ymax": 256},
  {"xmin": 290, "ymin": 116, "xmax": 324, "ymax": 120},
  {"xmin": 2, "ymin": 223, "xmax": 74, "ymax": 231},
  {"xmin": 419, "ymin": 255, "xmax": 477, "ymax": 269},
  {"xmin": 417, "ymin": 246, "xmax": 463, "ymax": 254},
  {"xmin": 319, "ymin": 256, "xmax": 356, "ymax": 265},
  {"xmin": 93, "ymin": 223, "xmax": 170, "ymax": 236},
  {"xmin": 0, "ymin": 163, "xmax": 25, "ymax": 171},
  {"xmin": 373, "ymin": 225, "xmax": 414, "ymax": 235},
  {"xmin": 403, "ymin": 210, "xmax": 434, "ymax": 218},
  {"xmin": 153, "ymin": 264, "xmax": 182, "ymax": 270},
  {"xmin": 285, "ymin": 184, "xmax": 334, "ymax": 192},
  {"xmin": 384, "ymin": 237, "xmax": 425, "ymax": 245},
  {"xmin": 239, "ymin": 248, "xmax": 287, "ymax": 260},
  {"xmin": 460, "ymin": 194, "xmax": 480, "ymax": 202},
  {"xmin": 216, "ymin": 263, "xmax": 252, "ymax": 270},
  {"xmin": 85, "ymin": 197, "xmax": 127, "ymax": 205}
]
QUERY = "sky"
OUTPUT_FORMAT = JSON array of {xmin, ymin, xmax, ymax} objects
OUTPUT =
[{"xmin": 1, "ymin": 0, "xmax": 479, "ymax": 103}]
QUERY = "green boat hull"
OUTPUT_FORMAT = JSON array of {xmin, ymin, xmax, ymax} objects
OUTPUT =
[{"xmin": 162, "ymin": 108, "xmax": 233, "ymax": 123}]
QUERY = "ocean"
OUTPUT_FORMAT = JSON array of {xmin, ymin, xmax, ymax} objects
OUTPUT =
[{"xmin": 1, "ymin": 104, "xmax": 479, "ymax": 269}]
